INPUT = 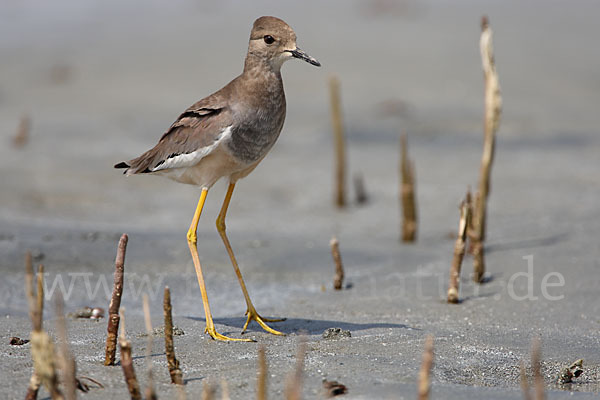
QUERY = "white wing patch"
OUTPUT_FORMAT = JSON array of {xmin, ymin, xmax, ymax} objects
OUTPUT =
[{"xmin": 151, "ymin": 125, "xmax": 232, "ymax": 172}]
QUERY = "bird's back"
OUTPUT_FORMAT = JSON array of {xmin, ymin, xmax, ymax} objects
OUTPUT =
[{"xmin": 115, "ymin": 69, "xmax": 286, "ymax": 186}]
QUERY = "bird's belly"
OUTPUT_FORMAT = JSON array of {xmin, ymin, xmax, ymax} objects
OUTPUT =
[{"xmin": 156, "ymin": 146, "xmax": 247, "ymax": 188}]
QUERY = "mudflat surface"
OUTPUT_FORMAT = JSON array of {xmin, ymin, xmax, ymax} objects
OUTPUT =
[{"xmin": 1, "ymin": 1, "xmax": 599, "ymax": 398}]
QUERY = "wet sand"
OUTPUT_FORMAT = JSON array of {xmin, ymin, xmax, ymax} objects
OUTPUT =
[{"xmin": 1, "ymin": 1, "xmax": 600, "ymax": 398}]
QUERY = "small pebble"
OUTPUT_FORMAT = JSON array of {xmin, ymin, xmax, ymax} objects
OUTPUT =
[
  {"xmin": 322, "ymin": 328, "xmax": 351, "ymax": 340},
  {"xmin": 10, "ymin": 337, "xmax": 29, "ymax": 346},
  {"xmin": 323, "ymin": 379, "xmax": 348, "ymax": 397},
  {"xmin": 140, "ymin": 325, "xmax": 185, "ymax": 337}
]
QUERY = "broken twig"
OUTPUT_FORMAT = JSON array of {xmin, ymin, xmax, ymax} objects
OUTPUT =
[
  {"xmin": 257, "ymin": 345, "xmax": 267, "ymax": 400},
  {"xmin": 531, "ymin": 338, "xmax": 545, "ymax": 400},
  {"xmin": 330, "ymin": 236, "xmax": 345, "ymax": 290},
  {"xmin": 472, "ymin": 15, "xmax": 502, "ymax": 282},
  {"xmin": 119, "ymin": 308, "xmax": 142, "ymax": 400},
  {"xmin": 24, "ymin": 252, "xmax": 40, "ymax": 400},
  {"xmin": 143, "ymin": 295, "xmax": 157, "ymax": 400},
  {"xmin": 284, "ymin": 339, "xmax": 306, "ymax": 400},
  {"xmin": 201, "ymin": 382, "xmax": 216, "ymax": 400},
  {"xmin": 29, "ymin": 265, "xmax": 64, "ymax": 399},
  {"xmin": 520, "ymin": 360, "xmax": 532, "ymax": 400},
  {"xmin": 417, "ymin": 335, "xmax": 434, "ymax": 400},
  {"xmin": 447, "ymin": 194, "xmax": 472, "ymax": 303},
  {"xmin": 329, "ymin": 75, "xmax": 347, "ymax": 208},
  {"xmin": 55, "ymin": 294, "xmax": 77, "ymax": 400},
  {"xmin": 400, "ymin": 132, "xmax": 417, "ymax": 242},
  {"xmin": 164, "ymin": 286, "xmax": 183, "ymax": 385},
  {"xmin": 104, "ymin": 233, "xmax": 128, "ymax": 366}
]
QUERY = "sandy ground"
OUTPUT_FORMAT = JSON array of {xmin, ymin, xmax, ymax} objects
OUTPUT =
[{"xmin": 1, "ymin": 0, "xmax": 600, "ymax": 398}]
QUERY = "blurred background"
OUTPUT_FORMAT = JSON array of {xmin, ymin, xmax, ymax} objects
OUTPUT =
[{"xmin": 1, "ymin": 0, "xmax": 599, "ymax": 229}]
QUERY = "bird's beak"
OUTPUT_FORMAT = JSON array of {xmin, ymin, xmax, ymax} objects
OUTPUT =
[{"xmin": 288, "ymin": 48, "xmax": 321, "ymax": 67}]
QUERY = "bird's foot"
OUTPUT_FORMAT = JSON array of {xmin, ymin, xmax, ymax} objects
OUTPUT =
[
  {"xmin": 205, "ymin": 325, "xmax": 255, "ymax": 342},
  {"xmin": 242, "ymin": 307, "xmax": 286, "ymax": 336}
]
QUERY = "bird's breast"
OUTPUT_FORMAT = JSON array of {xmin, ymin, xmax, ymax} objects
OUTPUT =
[{"xmin": 226, "ymin": 99, "xmax": 286, "ymax": 164}]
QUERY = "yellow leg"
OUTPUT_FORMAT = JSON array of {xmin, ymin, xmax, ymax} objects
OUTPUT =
[
  {"xmin": 217, "ymin": 182, "xmax": 286, "ymax": 336},
  {"xmin": 187, "ymin": 188, "xmax": 254, "ymax": 342}
]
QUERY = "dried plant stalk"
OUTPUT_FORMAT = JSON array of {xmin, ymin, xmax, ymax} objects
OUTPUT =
[
  {"xmin": 31, "ymin": 331, "xmax": 63, "ymax": 400},
  {"xmin": 25, "ymin": 373, "xmax": 41, "ymax": 400},
  {"xmin": 143, "ymin": 295, "xmax": 157, "ymax": 400},
  {"xmin": 201, "ymin": 382, "xmax": 216, "ymax": 400},
  {"xmin": 13, "ymin": 114, "xmax": 30, "ymax": 148},
  {"xmin": 329, "ymin": 75, "xmax": 347, "ymax": 208},
  {"xmin": 256, "ymin": 345, "xmax": 267, "ymax": 400},
  {"xmin": 284, "ymin": 339, "xmax": 306, "ymax": 400},
  {"xmin": 29, "ymin": 265, "xmax": 63, "ymax": 400},
  {"xmin": 25, "ymin": 254, "xmax": 41, "ymax": 400},
  {"xmin": 417, "ymin": 335, "xmax": 434, "ymax": 400},
  {"xmin": 119, "ymin": 309, "xmax": 142, "ymax": 400},
  {"xmin": 220, "ymin": 379, "xmax": 230, "ymax": 400},
  {"xmin": 330, "ymin": 237, "xmax": 344, "ymax": 290},
  {"xmin": 164, "ymin": 287, "xmax": 183, "ymax": 385},
  {"xmin": 472, "ymin": 16, "xmax": 502, "ymax": 282},
  {"xmin": 55, "ymin": 294, "xmax": 77, "ymax": 400},
  {"xmin": 531, "ymin": 338, "xmax": 545, "ymax": 400},
  {"xmin": 400, "ymin": 132, "xmax": 417, "ymax": 242},
  {"xmin": 447, "ymin": 196, "xmax": 472, "ymax": 303},
  {"xmin": 521, "ymin": 360, "xmax": 532, "ymax": 400},
  {"xmin": 104, "ymin": 234, "xmax": 128, "ymax": 366}
]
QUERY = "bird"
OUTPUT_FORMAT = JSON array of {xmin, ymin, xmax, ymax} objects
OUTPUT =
[{"xmin": 115, "ymin": 16, "xmax": 320, "ymax": 341}]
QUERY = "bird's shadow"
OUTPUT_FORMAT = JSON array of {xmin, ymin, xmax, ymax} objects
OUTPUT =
[{"xmin": 185, "ymin": 316, "xmax": 414, "ymax": 336}]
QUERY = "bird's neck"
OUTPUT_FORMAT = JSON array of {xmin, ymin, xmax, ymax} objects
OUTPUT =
[{"xmin": 243, "ymin": 53, "xmax": 282, "ymax": 76}]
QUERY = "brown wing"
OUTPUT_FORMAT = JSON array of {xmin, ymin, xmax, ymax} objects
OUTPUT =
[{"xmin": 115, "ymin": 99, "xmax": 234, "ymax": 174}]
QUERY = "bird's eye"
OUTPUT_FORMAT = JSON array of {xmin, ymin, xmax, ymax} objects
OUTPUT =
[{"xmin": 263, "ymin": 35, "xmax": 275, "ymax": 45}]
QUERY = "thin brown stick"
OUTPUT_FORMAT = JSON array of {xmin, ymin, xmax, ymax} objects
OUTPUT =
[
  {"xmin": 55, "ymin": 294, "xmax": 77, "ymax": 400},
  {"xmin": 143, "ymin": 295, "xmax": 157, "ymax": 400},
  {"xmin": 25, "ymin": 374, "xmax": 42, "ymax": 400},
  {"xmin": 104, "ymin": 234, "xmax": 128, "ymax": 366},
  {"xmin": 164, "ymin": 287, "xmax": 183, "ymax": 385},
  {"xmin": 34, "ymin": 265, "xmax": 44, "ymax": 332},
  {"xmin": 256, "ymin": 345, "xmax": 267, "ymax": 400},
  {"xmin": 13, "ymin": 114, "xmax": 30, "ymax": 148},
  {"xmin": 466, "ymin": 189, "xmax": 474, "ymax": 236},
  {"xmin": 329, "ymin": 75, "xmax": 347, "ymax": 208},
  {"xmin": 25, "ymin": 252, "xmax": 41, "ymax": 400},
  {"xmin": 472, "ymin": 15, "xmax": 502, "ymax": 282},
  {"xmin": 176, "ymin": 384, "xmax": 187, "ymax": 400},
  {"xmin": 353, "ymin": 173, "xmax": 368, "ymax": 204},
  {"xmin": 31, "ymin": 331, "xmax": 63, "ymax": 400},
  {"xmin": 531, "ymin": 338, "xmax": 545, "ymax": 400},
  {"xmin": 201, "ymin": 382, "xmax": 215, "ymax": 400},
  {"xmin": 119, "ymin": 309, "xmax": 142, "ymax": 400},
  {"xmin": 284, "ymin": 339, "xmax": 306, "ymax": 400},
  {"xmin": 330, "ymin": 237, "xmax": 344, "ymax": 290},
  {"xmin": 220, "ymin": 379, "xmax": 230, "ymax": 400},
  {"xmin": 400, "ymin": 132, "xmax": 417, "ymax": 242},
  {"xmin": 520, "ymin": 360, "xmax": 532, "ymax": 400},
  {"xmin": 417, "ymin": 335, "xmax": 434, "ymax": 400},
  {"xmin": 447, "ymin": 195, "xmax": 472, "ymax": 303},
  {"xmin": 30, "ymin": 265, "xmax": 63, "ymax": 400}
]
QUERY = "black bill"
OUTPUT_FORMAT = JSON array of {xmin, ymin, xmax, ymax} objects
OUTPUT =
[{"xmin": 288, "ymin": 48, "xmax": 321, "ymax": 67}]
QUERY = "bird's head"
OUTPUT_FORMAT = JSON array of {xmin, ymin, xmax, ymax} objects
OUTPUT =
[{"xmin": 247, "ymin": 16, "xmax": 321, "ymax": 71}]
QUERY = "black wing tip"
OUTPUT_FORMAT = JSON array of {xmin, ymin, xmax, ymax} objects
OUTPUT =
[{"xmin": 114, "ymin": 162, "xmax": 130, "ymax": 169}]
